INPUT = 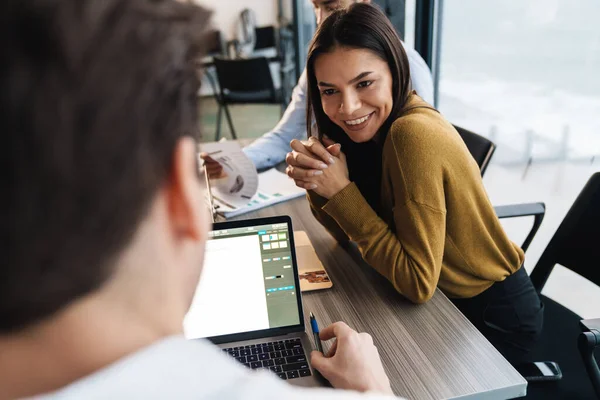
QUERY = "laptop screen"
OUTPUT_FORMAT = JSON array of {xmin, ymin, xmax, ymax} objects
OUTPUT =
[{"xmin": 184, "ymin": 218, "xmax": 302, "ymax": 341}]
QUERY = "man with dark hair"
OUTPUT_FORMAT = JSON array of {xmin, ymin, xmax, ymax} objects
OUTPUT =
[{"xmin": 0, "ymin": 0, "xmax": 399, "ymax": 398}]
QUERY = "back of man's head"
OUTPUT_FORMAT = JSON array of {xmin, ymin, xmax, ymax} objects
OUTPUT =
[{"xmin": 0, "ymin": 0, "xmax": 209, "ymax": 334}]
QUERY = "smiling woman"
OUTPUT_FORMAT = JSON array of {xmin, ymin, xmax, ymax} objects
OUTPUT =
[
  {"xmin": 305, "ymin": 2, "xmax": 411, "ymax": 148},
  {"xmin": 294, "ymin": 3, "xmax": 545, "ymax": 367},
  {"xmin": 315, "ymin": 50, "xmax": 393, "ymax": 143}
]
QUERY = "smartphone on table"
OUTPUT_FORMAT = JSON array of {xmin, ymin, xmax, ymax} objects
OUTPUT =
[{"xmin": 516, "ymin": 361, "xmax": 562, "ymax": 382}]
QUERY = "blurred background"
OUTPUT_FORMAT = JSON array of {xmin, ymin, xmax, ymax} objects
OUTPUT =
[{"xmin": 191, "ymin": 0, "xmax": 600, "ymax": 317}]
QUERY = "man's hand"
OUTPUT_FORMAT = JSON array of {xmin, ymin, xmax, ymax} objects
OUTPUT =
[
  {"xmin": 199, "ymin": 153, "xmax": 227, "ymax": 180},
  {"xmin": 285, "ymin": 137, "xmax": 349, "ymax": 199},
  {"xmin": 310, "ymin": 322, "xmax": 393, "ymax": 395}
]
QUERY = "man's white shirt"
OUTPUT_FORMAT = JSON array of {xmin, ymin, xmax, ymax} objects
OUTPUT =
[{"xmin": 38, "ymin": 336, "xmax": 401, "ymax": 400}]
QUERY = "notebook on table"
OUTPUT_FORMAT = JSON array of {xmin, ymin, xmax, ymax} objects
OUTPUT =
[{"xmin": 295, "ymin": 231, "xmax": 333, "ymax": 292}]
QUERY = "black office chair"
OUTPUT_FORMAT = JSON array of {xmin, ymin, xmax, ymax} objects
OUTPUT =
[
  {"xmin": 454, "ymin": 125, "xmax": 546, "ymax": 252},
  {"xmin": 213, "ymin": 57, "xmax": 285, "ymax": 140},
  {"xmin": 254, "ymin": 26, "xmax": 277, "ymax": 51},
  {"xmin": 453, "ymin": 125, "xmax": 496, "ymax": 176},
  {"xmin": 521, "ymin": 172, "xmax": 600, "ymax": 399},
  {"xmin": 205, "ymin": 29, "xmax": 227, "ymax": 59},
  {"xmin": 579, "ymin": 318, "xmax": 600, "ymax": 398}
]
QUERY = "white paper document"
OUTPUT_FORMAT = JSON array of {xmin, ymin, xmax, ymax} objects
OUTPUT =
[
  {"xmin": 200, "ymin": 142, "xmax": 305, "ymax": 218},
  {"xmin": 201, "ymin": 141, "xmax": 258, "ymax": 207},
  {"xmin": 212, "ymin": 168, "xmax": 305, "ymax": 218}
]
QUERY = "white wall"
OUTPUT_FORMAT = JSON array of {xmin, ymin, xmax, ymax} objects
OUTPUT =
[{"xmin": 193, "ymin": 0, "xmax": 279, "ymax": 41}]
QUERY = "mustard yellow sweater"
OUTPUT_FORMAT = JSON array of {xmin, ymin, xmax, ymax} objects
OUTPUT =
[{"xmin": 308, "ymin": 94, "xmax": 524, "ymax": 303}]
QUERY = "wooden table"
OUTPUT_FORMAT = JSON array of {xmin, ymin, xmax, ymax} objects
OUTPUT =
[{"xmin": 228, "ymin": 196, "xmax": 527, "ymax": 400}]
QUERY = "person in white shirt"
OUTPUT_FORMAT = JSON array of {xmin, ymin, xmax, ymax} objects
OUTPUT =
[
  {"xmin": 202, "ymin": 0, "xmax": 434, "ymax": 177},
  {"xmin": 0, "ymin": 0, "xmax": 401, "ymax": 399}
]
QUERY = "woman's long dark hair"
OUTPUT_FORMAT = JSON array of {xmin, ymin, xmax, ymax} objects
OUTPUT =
[{"xmin": 305, "ymin": 3, "xmax": 412, "ymax": 210}]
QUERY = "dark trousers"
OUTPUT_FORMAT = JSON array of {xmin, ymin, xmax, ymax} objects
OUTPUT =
[{"xmin": 451, "ymin": 266, "xmax": 544, "ymax": 365}]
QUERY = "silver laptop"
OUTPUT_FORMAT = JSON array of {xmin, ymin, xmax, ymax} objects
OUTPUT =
[{"xmin": 184, "ymin": 215, "xmax": 324, "ymax": 387}]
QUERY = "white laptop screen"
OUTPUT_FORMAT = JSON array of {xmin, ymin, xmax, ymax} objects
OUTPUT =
[{"xmin": 184, "ymin": 221, "xmax": 301, "ymax": 339}]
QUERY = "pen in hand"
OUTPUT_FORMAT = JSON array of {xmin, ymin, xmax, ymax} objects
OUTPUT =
[{"xmin": 310, "ymin": 312, "xmax": 324, "ymax": 354}]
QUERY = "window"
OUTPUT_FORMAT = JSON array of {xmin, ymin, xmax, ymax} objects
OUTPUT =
[
  {"xmin": 436, "ymin": 0, "xmax": 600, "ymax": 316},
  {"xmin": 438, "ymin": 0, "xmax": 600, "ymax": 164}
]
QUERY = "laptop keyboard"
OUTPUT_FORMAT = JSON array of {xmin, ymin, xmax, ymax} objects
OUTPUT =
[{"xmin": 222, "ymin": 338, "xmax": 312, "ymax": 380}]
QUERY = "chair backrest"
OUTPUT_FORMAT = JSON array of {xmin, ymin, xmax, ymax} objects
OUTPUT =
[
  {"xmin": 205, "ymin": 30, "xmax": 226, "ymax": 57},
  {"xmin": 213, "ymin": 57, "xmax": 275, "ymax": 101},
  {"xmin": 453, "ymin": 125, "xmax": 496, "ymax": 176},
  {"xmin": 530, "ymin": 172, "xmax": 600, "ymax": 292},
  {"xmin": 255, "ymin": 26, "xmax": 277, "ymax": 50}
]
